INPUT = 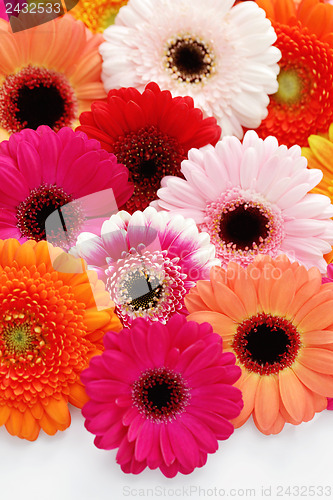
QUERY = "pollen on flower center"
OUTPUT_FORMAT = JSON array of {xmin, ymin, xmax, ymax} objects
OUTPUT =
[
  {"xmin": 16, "ymin": 183, "xmax": 85, "ymax": 246},
  {"xmin": 132, "ymin": 367, "xmax": 190, "ymax": 422},
  {"xmin": 0, "ymin": 65, "xmax": 78, "ymax": 133},
  {"xmin": 275, "ymin": 67, "xmax": 305, "ymax": 105},
  {"xmin": 164, "ymin": 34, "xmax": 215, "ymax": 84},
  {"xmin": 232, "ymin": 313, "xmax": 301, "ymax": 375},
  {"xmin": 118, "ymin": 267, "xmax": 164, "ymax": 311},
  {"xmin": 112, "ymin": 125, "xmax": 185, "ymax": 211}
]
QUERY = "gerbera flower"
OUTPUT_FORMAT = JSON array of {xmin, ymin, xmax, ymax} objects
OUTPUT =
[
  {"xmin": 254, "ymin": 0, "xmax": 333, "ymax": 147},
  {"xmin": 70, "ymin": 0, "xmax": 128, "ymax": 33},
  {"xmin": 100, "ymin": 0, "xmax": 280, "ymax": 138},
  {"xmin": 0, "ymin": 126, "xmax": 133, "ymax": 249},
  {"xmin": 71, "ymin": 206, "xmax": 219, "ymax": 326},
  {"xmin": 153, "ymin": 130, "xmax": 333, "ymax": 272},
  {"xmin": 0, "ymin": 238, "xmax": 121, "ymax": 440},
  {"xmin": 302, "ymin": 123, "xmax": 333, "ymax": 200},
  {"xmin": 0, "ymin": 14, "xmax": 106, "ymax": 138},
  {"xmin": 185, "ymin": 255, "xmax": 333, "ymax": 434},
  {"xmin": 81, "ymin": 315, "xmax": 242, "ymax": 477},
  {"xmin": 77, "ymin": 82, "xmax": 221, "ymax": 212}
]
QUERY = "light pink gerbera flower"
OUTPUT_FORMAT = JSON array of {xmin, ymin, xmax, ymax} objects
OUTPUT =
[
  {"xmin": 153, "ymin": 130, "xmax": 333, "ymax": 272},
  {"xmin": 0, "ymin": 125, "xmax": 133, "ymax": 249},
  {"xmin": 81, "ymin": 315, "xmax": 243, "ymax": 477},
  {"xmin": 71, "ymin": 206, "xmax": 219, "ymax": 326}
]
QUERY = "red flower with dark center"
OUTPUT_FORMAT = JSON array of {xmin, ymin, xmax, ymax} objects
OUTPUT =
[{"xmin": 77, "ymin": 82, "xmax": 221, "ymax": 212}]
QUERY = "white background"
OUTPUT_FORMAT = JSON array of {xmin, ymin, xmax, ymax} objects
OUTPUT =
[{"xmin": 0, "ymin": 406, "xmax": 331, "ymax": 500}]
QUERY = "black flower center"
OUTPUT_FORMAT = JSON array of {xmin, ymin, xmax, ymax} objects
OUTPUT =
[
  {"xmin": 132, "ymin": 367, "xmax": 190, "ymax": 421},
  {"xmin": 112, "ymin": 125, "xmax": 185, "ymax": 211},
  {"xmin": 165, "ymin": 35, "xmax": 214, "ymax": 83},
  {"xmin": 119, "ymin": 268, "xmax": 164, "ymax": 311},
  {"xmin": 0, "ymin": 65, "xmax": 77, "ymax": 133},
  {"xmin": 219, "ymin": 203, "xmax": 270, "ymax": 251},
  {"xmin": 16, "ymin": 183, "xmax": 84, "ymax": 247},
  {"xmin": 232, "ymin": 313, "xmax": 301, "ymax": 375}
]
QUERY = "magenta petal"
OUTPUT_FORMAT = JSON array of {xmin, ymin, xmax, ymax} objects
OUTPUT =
[
  {"xmin": 134, "ymin": 420, "xmax": 155, "ymax": 462},
  {"xmin": 167, "ymin": 421, "xmax": 200, "ymax": 470},
  {"xmin": 17, "ymin": 142, "xmax": 42, "ymax": 189},
  {"xmin": 160, "ymin": 423, "xmax": 175, "ymax": 467},
  {"xmin": 159, "ymin": 460, "xmax": 181, "ymax": 478},
  {"xmin": 147, "ymin": 322, "xmax": 169, "ymax": 365},
  {"xmin": 173, "ymin": 340, "xmax": 206, "ymax": 373},
  {"xmin": 85, "ymin": 380, "xmax": 129, "ymax": 401},
  {"xmin": 85, "ymin": 410, "xmax": 118, "ymax": 434},
  {"xmin": 180, "ymin": 413, "xmax": 218, "ymax": 454},
  {"xmin": 183, "ymin": 343, "xmax": 221, "ymax": 376},
  {"xmin": 189, "ymin": 407, "xmax": 235, "ymax": 440},
  {"xmin": 128, "ymin": 414, "xmax": 145, "ymax": 442},
  {"xmin": 122, "ymin": 406, "xmax": 139, "ymax": 426},
  {"xmin": 93, "ymin": 419, "xmax": 125, "ymax": 450},
  {"xmin": 116, "ymin": 436, "xmax": 135, "ymax": 465},
  {"xmin": 190, "ymin": 396, "xmax": 242, "ymax": 419},
  {"xmin": 146, "ymin": 425, "xmax": 163, "ymax": 469},
  {"xmin": 191, "ymin": 384, "xmax": 242, "ymax": 402}
]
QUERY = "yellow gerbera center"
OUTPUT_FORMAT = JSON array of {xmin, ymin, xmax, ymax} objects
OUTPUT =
[
  {"xmin": 70, "ymin": 0, "xmax": 128, "ymax": 33},
  {"xmin": 275, "ymin": 68, "xmax": 303, "ymax": 105}
]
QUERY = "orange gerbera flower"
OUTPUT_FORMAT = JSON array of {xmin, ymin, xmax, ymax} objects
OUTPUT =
[
  {"xmin": 70, "ymin": 0, "xmax": 128, "ymax": 33},
  {"xmin": 254, "ymin": 0, "xmax": 333, "ymax": 147},
  {"xmin": 185, "ymin": 255, "xmax": 333, "ymax": 434},
  {"xmin": 0, "ymin": 239, "xmax": 121, "ymax": 441},
  {"xmin": 0, "ymin": 14, "xmax": 106, "ymax": 139}
]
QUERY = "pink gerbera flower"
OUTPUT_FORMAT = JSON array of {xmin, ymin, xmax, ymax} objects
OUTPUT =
[
  {"xmin": 81, "ymin": 315, "xmax": 243, "ymax": 477},
  {"xmin": 71, "ymin": 206, "xmax": 219, "ymax": 326},
  {"xmin": 153, "ymin": 130, "xmax": 333, "ymax": 272},
  {"xmin": 0, "ymin": 126, "xmax": 133, "ymax": 249}
]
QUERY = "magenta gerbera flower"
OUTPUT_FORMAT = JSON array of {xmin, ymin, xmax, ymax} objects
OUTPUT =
[
  {"xmin": 72, "ymin": 206, "xmax": 219, "ymax": 326},
  {"xmin": 81, "ymin": 315, "xmax": 243, "ymax": 477},
  {"xmin": 0, "ymin": 125, "xmax": 133, "ymax": 248}
]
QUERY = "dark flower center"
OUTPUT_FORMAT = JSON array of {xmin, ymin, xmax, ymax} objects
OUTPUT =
[
  {"xmin": 232, "ymin": 313, "xmax": 301, "ymax": 375},
  {"xmin": 118, "ymin": 267, "xmax": 164, "ymax": 311},
  {"xmin": 112, "ymin": 125, "xmax": 185, "ymax": 211},
  {"xmin": 132, "ymin": 367, "xmax": 190, "ymax": 421},
  {"xmin": 165, "ymin": 35, "xmax": 214, "ymax": 83},
  {"xmin": 0, "ymin": 65, "xmax": 77, "ymax": 133},
  {"xmin": 16, "ymin": 183, "xmax": 84, "ymax": 247},
  {"xmin": 219, "ymin": 202, "xmax": 270, "ymax": 251}
]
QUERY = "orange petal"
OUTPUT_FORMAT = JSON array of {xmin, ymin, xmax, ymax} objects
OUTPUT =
[
  {"xmin": 279, "ymin": 368, "xmax": 308, "ymax": 422},
  {"xmin": 20, "ymin": 409, "xmax": 40, "ymax": 441},
  {"xmin": 297, "ymin": 299, "xmax": 333, "ymax": 331},
  {"xmin": 0, "ymin": 405, "xmax": 11, "ymax": 426},
  {"xmin": 234, "ymin": 270, "xmax": 258, "ymax": 317},
  {"xmin": 298, "ymin": 347, "xmax": 333, "ymax": 374},
  {"xmin": 5, "ymin": 408, "xmax": 23, "ymax": 436},
  {"xmin": 68, "ymin": 382, "xmax": 89, "ymax": 408},
  {"xmin": 184, "ymin": 289, "xmax": 208, "ymax": 312},
  {"xmin": 301, "ymin": 329, "xmax": 333, "ymax": 345},
  {"xmin": 292, "ymin": 361, "xmax": 333, "ymax": 397},
  {"xmin": 211, "ymin": 281, "xmax": 247, "ymax": 320},
  {"xmin": 286, "ymin": 278, "xmax": 321, "ymax": 319},
  {"xmin": 84, "ymin": 311, "xmax": 112, "ymax": 330},
  {"xmin": 232, "ymin": 372, "xmax": 259, "ymax": 428},
  {"xmin": 269, "ymin": 269, "xmax": 295, "ymax": 316},
  {"xmin": 258, "ymin": 265, "xmax": 275, "ymax": 312},
  {"xmin": 254, "ymin": 375, "xmax": 280, "ymax": 431},
  {"xmin": 196, "ymin": 281, "xmax": 220, "ymax": 311},
  {"xmin": 44, "ymin": 397, "xmax": 71, "ymax": 427},
  {"xmin": 39, "ymin": 412, "xmax": 58, "ymax": 436},
  {"xmin": 186, "ymin": 311, "xmax": 236, "ymax": 339}
]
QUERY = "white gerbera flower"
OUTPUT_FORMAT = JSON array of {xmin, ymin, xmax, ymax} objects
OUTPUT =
[
  {"xmin": 100, "ymin": 0, "xmax": 281, "ymax": 138},
  {"xmin": 152, "ymin": 131, "xmax": 333, "ymax": 272}
]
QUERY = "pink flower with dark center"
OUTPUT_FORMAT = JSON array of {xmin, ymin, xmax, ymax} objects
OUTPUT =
[{"xmin": 81, "ymin": 315, "xmax": 243, "ymax": 477}]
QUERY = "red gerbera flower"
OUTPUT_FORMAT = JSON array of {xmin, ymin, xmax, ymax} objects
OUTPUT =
[
  {"xmin": 255, "ymin": 0, "xmax": 333, "ymax": 147},
  {"xmin": 77, "ymin": 82, "xmax": 221, "ymax": 212}
]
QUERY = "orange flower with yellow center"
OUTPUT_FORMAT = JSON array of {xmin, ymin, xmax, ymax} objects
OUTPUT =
[
  {"xmin": 0, "ymin": 239, "xmax": 121, "ymax": 441},
  {"xmin": 0, "ymin": 14, "xmax": 106, "ymax": 139},
  {"xmin": 254, "ymin": 0, "xmax": 333, "ymax": 147},
  {"xmin": 185, "ymin": 255, "xmax": 333, "ymax": 435},
  {"xmin": 70, "ymin": 0, "xmax": 128, "ymax": 33}
]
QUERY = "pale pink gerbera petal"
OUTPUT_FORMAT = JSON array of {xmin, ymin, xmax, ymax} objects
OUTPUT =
[
  {"xmin": 81, "ymin": 315, "xmax": 243, "ymax": 477},
  {"xmin": 153, "ymin": 130, "xmax": 333, "ymax": 272},
  {"xmin": 72, "ymin": 206, "xmax": 219, "ymax": 326}
]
